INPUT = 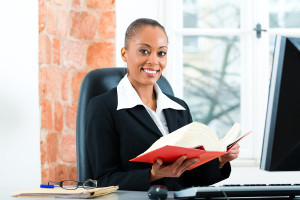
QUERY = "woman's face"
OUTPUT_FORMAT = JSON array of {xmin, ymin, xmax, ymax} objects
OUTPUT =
[{"xmin": 121, "ymin": 25, "xmax": 168, "ymax": 87}]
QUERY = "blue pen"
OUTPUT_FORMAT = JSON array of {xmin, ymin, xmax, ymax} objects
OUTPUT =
[{"xmin": 40, "ymin": 184, "xmax": 55, "ymax": 188}]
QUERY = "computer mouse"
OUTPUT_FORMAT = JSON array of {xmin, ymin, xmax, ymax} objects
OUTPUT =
[{"xmin": 148, "ymin": 185, "xmax": 168, "ymax": 200}]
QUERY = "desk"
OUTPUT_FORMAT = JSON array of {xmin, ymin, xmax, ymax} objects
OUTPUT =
[
  {"xmin": 3, "ymin": 186, "xmax": 300, "ymax": 200},
  {"xmin": 2, "ymin": 186, "xmax": 174, "ymax": 200}
]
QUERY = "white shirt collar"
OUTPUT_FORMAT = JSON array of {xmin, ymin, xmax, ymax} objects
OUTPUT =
[{"xmin": 117, "ymin": 75, "xmax": 185, "ymax": 113}]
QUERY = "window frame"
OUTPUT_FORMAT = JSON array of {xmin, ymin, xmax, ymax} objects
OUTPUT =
[{"xmin": 160, "ymin": 0, "xmax": 269, "ymax": 164}]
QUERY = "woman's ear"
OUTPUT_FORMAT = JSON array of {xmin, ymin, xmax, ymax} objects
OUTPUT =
[{"xmin": 121, "ymin": 47, "xmax": 127, "ymax": 62}]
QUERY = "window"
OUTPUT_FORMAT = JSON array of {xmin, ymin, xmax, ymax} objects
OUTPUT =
[{"xmin": 161, "ymin": 0, "xmax": 300, "ymax": 163}]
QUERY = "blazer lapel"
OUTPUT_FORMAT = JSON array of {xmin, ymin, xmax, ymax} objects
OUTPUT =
[
  {"xmin": 163, "ymin": 108, "xmax": 178, "ymax": 133},
  {"xmin": 127, "ymin": 105, "xmax": 163, "ymax": 137}
]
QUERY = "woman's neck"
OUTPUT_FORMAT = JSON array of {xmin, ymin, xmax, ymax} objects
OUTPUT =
[{"xmin": 131, "ymin": 83, "xmax": 157, "ymax": 111}]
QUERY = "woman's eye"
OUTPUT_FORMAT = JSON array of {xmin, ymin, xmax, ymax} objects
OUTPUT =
[
  {"xmin": 158, "ymin": 51, "xmax": 167, "ymax": 56},
  {"xmin": 139, "ymin": 49, "xmax": 150, "ymax": 54}
]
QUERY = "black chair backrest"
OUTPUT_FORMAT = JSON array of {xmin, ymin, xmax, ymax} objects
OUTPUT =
[{"xmin": 76, "ymin": 67, "xmax": 174, "ymax": 182}]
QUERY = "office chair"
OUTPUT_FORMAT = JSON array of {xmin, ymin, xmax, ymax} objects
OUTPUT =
[{"xmin": 76, "ymin": 67, "xmax": 174, "ymax": 182}]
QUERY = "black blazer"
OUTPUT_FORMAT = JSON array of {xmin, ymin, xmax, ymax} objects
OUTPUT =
[{"xmin": 86, "ymin": 88, "xmax": 231, "ymax": 191}]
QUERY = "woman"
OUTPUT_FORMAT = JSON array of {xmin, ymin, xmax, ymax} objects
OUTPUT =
[{"xmin": 86, "ymin": 18, "xmax": 240, "ymax": 191}]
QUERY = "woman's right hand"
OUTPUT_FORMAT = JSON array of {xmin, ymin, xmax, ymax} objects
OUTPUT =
[{"xmin": 150, "ymin": 155, "xmax": 200, "ymax": 182}]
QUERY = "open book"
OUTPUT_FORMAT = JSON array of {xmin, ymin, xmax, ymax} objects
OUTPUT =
[
  {"xmin": 130, "ymin": 122, "xmax": 251, "ymax": 170},
  {"xmin": 12, "ymin": 186, "xmax": 119, "ymax": 199}
]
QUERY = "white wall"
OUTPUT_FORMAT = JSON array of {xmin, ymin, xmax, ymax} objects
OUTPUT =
[
  {"xmin": 0, "ymin": 0, "xmax": 40, "ymax": 189},
  {"xmin": 115, "ymin": 0, "xmax": 162, "ymax": 67}
]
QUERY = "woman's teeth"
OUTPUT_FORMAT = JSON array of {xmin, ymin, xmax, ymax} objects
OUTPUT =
[{"xmin": 144, "ymin": 69, "xmax": 157, "ymax": 74}]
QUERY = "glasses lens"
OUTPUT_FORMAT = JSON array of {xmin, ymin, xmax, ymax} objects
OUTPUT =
[
  {"xmin": 62, "ymin": 180, "xmax": 78, "ymax": 190},
  {"xmin": 83, "ymin": 180, "xmax": 97, "ymax": 189}
]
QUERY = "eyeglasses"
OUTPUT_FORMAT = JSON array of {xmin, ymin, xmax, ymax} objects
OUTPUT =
[{"xmin": 48, "ymin": 179, "xmax": 97, "ymax": 190}]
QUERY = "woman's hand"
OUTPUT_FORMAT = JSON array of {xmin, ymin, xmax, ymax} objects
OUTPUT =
[
  {"xmin": 218, "ymin": 143, "xmax": 240, "ymax": 168},
  {"xmin": 150, "ymin": 155, "xmax": 200, "ymax": 182}
]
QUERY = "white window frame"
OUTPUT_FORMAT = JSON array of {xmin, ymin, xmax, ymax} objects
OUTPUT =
[{"xmin": 159, "ymin": 0, "xmax": 270, "ymax": 165}]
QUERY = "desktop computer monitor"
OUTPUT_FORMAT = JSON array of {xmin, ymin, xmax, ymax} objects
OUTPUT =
[{"xmin": 260, "ymin": 36, "xmax": 300, "ymax": 171}]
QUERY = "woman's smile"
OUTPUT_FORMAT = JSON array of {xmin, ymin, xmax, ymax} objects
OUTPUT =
[{"xmin": 141, "ymin": 68, "xmax": 160, "ymax": 77}]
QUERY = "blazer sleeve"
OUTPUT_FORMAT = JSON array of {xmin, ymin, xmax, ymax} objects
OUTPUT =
[
  {"xmin": 86, "ymin": 96, "xmax": 152, "ymax": 191},
  {"xmin": 180, "ymin": 158, "xmax": 231, "ymax": 188}
]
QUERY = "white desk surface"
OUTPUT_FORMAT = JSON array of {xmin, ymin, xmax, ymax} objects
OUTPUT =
[
  {"xmin": 2, "ymin": 186, "xmax": 175, "ymax": 200},
  {"xmin": 3, "ymin": 185, "xmax": 300, "ymax": 200}
]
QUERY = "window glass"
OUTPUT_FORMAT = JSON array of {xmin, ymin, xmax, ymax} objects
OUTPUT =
[
  {"xmin": 183, "ymin": 0, "xmax": 241, "ymax": 28},
  {"xmin": 183, "ymin": 36, "xmax": 241, "ymax": 137},
  {"xmin": 269, "ymin": 0, "xmax": 300, "ymax": 28}
]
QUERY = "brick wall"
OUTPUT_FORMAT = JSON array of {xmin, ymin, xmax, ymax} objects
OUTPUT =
[{"xmin": 39, "ymin": 0, "xmax": 115, "ymax": 184}]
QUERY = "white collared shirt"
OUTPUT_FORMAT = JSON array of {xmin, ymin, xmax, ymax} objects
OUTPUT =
[{"xmin": 117, "ymin": 75, "xmax": 185, "ymax": 135}]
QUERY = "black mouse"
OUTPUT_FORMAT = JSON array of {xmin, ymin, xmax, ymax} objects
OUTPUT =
[{"xmin": 148, "ymin": 185, "xmax": 168, "ymax": 200}]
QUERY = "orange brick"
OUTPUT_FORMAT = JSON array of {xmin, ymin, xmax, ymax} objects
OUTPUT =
[
  {"xmin": 66, "ymin": 103, "xmax": 77, "ymax": 130},
  {"xmin": 53, "ymin": 0, "xmax": 68, "ymax": 6},
  {"xmin": 39, "ymin": 32, "xmax": 51, "ymax": 64},
  {"xmin": 62, "ymin": 40, "xmax": 87, "ymax": 69},
  {"xmin": 57, "ymin": 9, "xmax": 68, "ymax": 38},
  {"xmin": 40, "ymin": 99, "xmax": 52, "ymax": 130},
  {"xmin": 46, "ymin": 3, "xmax": 57, "ymax": 35},
  {"xmin": 53, "ymin": 38, "xmax": 60, "ymax": 65},
  {"xmin": 39, "ymin": 67, "xmax": 47, "ymax": 98},
  {"xmin": 86, "ymin": 0, "xmax": 115, "ymax": 9},
  {"xmin": 54, "ymin": 101, "xmax": 63, "ymax": 131},
  {"xmin": 41, "ymin": 167, "xmax": 54, "ymax": 184},
  {"xmin": 40, "ymin": 67, "xmax": 61, "ymax": 98},
  {"xmin": 69, "ymin": 166, "xmax": 77, "ymax": 181},
  {"xmin": 46, "ymin": 67, "xmax": 61, "ymax": 99},
  {"xmin": 60, "ymin": 134, "xmax": 76, "ymax": 162},
  {"xmin": 46, "ymin": 132, "xmax": 59, "ymax": 164},
  {"xmin": 99, "ymin": 11, "xmax": 115, "ymax": 39},
  {"xmin": 70, "ymin": 11, "xmax": 98, "ymax": 40},
  {"xmin": 40, "ymin": 140, "xmax": 46, "ymax": 165},
  {"xmin": 86, "ymin": 42, "xmax": 115, "ymax": 69},
  {"xmin": 72, "ymin": 0, "xmax": 80, "ymax": 8},
  {"xmin": 71, "ymin": 72, "xmax": 87, "ymax": 102},
  {"xmin": 61, "ymin": 71, "xmax": 70, "ymax": 101},
  {"xmin": 39, "ymin": 0, "xmax": 46, "ymax": 32},
  {"xmin": 54, "ymin": 164, "xmax": 69, "ymax": 182}
]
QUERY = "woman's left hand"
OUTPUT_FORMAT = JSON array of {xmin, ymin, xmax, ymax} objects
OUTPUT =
[{"xmin": 218, "ymin": 143, "xmax": 240, "ymax": 168}]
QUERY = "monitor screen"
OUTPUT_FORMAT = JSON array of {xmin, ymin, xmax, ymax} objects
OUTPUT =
[{"xmin": 260, "ymin": 36, "xmax": 300, "ymax": 171}]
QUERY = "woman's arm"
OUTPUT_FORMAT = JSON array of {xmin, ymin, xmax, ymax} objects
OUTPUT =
[{"xmin": 86, "ymin": 96, "xmax": 152, "ymax": 191}]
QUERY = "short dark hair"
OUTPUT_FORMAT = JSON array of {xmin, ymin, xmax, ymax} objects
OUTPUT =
[{"xmin": 124, "ymin": 18, "xmax": 168, "ymax": 49}]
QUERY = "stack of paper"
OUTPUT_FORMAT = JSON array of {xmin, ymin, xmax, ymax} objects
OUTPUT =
[{"xmin": 12, "ymin": 186, "xmax": 119, "ymax": 198}]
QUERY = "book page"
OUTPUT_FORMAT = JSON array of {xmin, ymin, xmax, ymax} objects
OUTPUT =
[
  {"xmin": 141, "ymin": 122, "xmax": 223, "ymax": 155},
  {"xmin": 219, "ymin": 123, "xmax": 241, "ymax": 150},
  {"xmin": 174, "ymin": 122, "xmax": 222, "ymax": 151}
]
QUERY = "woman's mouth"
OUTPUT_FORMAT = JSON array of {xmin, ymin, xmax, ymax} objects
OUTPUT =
[{"xmin": 142, "ymin": 68, "xmax": 159, "ymax": 77}]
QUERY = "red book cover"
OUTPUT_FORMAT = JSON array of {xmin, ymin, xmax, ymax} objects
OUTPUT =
[
  {"xmin": 130, "ymin": 145, "xmax": 226, "ymax": 170},
  {"xmin": 130, "ymin": 131, "xmax": 251, "ymax": 170}
]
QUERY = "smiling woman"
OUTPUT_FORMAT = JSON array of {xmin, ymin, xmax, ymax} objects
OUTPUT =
[{"xmin": 86, "ymin": 18, "xmax": 238, "ymax": 191}]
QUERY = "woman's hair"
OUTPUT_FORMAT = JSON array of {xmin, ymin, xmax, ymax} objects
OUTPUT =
[{"xmin": 124, "ymin": 18, "xmax": 168, "ymax": 49}]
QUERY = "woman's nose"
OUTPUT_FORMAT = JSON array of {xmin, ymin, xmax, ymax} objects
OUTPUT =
[{"xmin": 147, "ymin": 53, "xmax": 159, "ymax": 65}]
